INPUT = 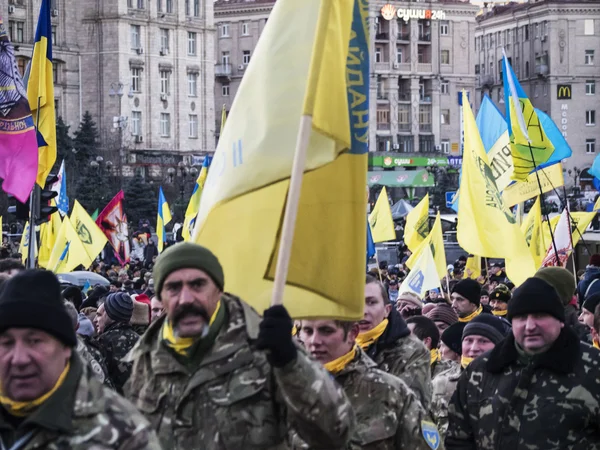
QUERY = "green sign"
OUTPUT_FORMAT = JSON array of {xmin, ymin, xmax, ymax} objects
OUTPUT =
[
  {"xmin": 369, "ymin": 154, "xmax": 449, "ymax": 168},
  {"xmin": 367, "ymin": 169, "xmax": 435, "ymax": 188}
]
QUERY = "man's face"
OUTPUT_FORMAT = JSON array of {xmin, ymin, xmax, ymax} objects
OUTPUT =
[
  {"xmin": 161, "ymin": 268, "xmax": 222, "ymax": 338},
  {"xmin": 388, "ymin": 282, "xmax": 398, "ymax": 292},
  {"xmin": 579, "ymin": 309, "xmax": 594, "ymax": 329},
  {"xmin": 361, "ymin": 283, "xmax": 392, "ymax": 333},
  {"xmin": 462, "ymin": 334, "xmax": 495, "ymax": 359},
  {"xmin": 490, "ymin": 299, "xmax": 508, "ymax": 312},
  {"xmin": 300, "ymin": 320, "xmax": 358, "ymax": 364},
  {"xmin": 150, "ymin": 297, "xmax": 164, "ymax": 322},
  {"xmin": 94, "ymin": 304, "xmax": 112, "ymax": 334},
  {"xmin": 440, "ymin": 342, "xmax": 460, "ymax": 363},
  {"xmin": 109, "ymin": 284, "xmax": 118, "ymax": 293},
  {"xmin": 480, "ymin": 295, "xmax": 490, "ymax": 305},
  {"xmin": 434, "ymin": 321, "xmax": 450, "ymax": 334},
  {"xmin": 512, "ymin": 313, "xmax": 564, "ymax": 354},
  {"xmin": 429, "ymin": 290, "xmax": 440, "ymax": 300},
  {"xmin": 0, "ymin": 329, "xmax": 71, "ymax": 401},
  {"xmin": 451, "ymin": 293, "xmax": 477, "ymax": 318}
]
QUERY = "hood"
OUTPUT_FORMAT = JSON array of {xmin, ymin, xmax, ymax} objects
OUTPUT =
[
  {"xmin": 378, "ymin": 307, "xmax": 410, "ymax": 346},
  {"xmin": 584, "ymin": 266, "xmax": 600, "ymax": 281}
]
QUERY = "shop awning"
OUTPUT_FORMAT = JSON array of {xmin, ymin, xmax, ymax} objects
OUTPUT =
[{"xmin": 367, "ymin": 169, "xmax": 434, "ymax": 188}]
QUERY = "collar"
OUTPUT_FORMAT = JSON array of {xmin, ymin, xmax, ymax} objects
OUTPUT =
[
  {"xmin": 430, "ymin": 348, "xmax": 441, "ymax": 366},
  {"xmin": 461, "ymin": 355, "xmax": 474, "ymax": 369},
  {"xmin": 459, "ymin": 304, "xmax": 483, "ymax": 322},
  {"xmin": 492, "ymin": 309, "xmax": 507, "ymax": 316},
  {"xmin": 334, "ymin": 346, "xmax": 377, "ymax": 377},
  {"xmin": 356, "ymin": 319, "xmax": 388, "ymax": 350},
  {"xmin": 102, "ymin": 321, "xmax": 133, "ymax": 334},
  {"xmin": 594, "ymin": 338, "xmax": 600, "ymax": 350},
  {"xmin": 324, "ymin": 346, "xmax": 358, "ymax": 375}
]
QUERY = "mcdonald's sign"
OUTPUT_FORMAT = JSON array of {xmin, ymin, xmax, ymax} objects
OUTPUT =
[{"xmin": 557, "ymin": 84, "xmax": 572, "ymax": 100}]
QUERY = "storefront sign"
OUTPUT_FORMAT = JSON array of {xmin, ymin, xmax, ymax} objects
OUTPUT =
[
  {"xmin": 380, "ymin": 4, "xmax": 446, "ymax": 22},
  {"xmin": 557, "ymin": 85, "xmax": 571, "ymax": 100},
  {"xmin": 560, "ymin": 103, "xmax": 568, "ymax": 139},
  {"xmin": 370, "ymin": 154, "xmax": 448, "ymax": 168}
]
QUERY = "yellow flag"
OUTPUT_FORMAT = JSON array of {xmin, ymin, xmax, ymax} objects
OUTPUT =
[
  {"xmin": 47, "ymin": 217, "xmax": 92, "ymax": 273},
  {"xmin": 38, "ymin": 208, "xmax": 62, "ymax": 269},
  {"xmin": 404, "ymin": 194, "xmax": 429, "ymax": 252},
  {"xmin": 457, "ymin": 91, "xmax": 535, "ymax": 286},
  {"xmin": 521, "ymin": 196, "xmax": 546, "ymax": 269},
  {"xmin": 192, "ymin": 0, "xmax": 368, "ymax": 319},
  {"xmin": 407, "ymin": 212, "xmax": 446, "ymax": 280},
  {"xmin": 463, "ymin": 256, "xmax": 481, "ymax": 280},
  {"xmin": 19, "ymin": 222, "xmax": 37, "ymax": 264},
  {"xmin": 544, "ymin": 204, "xmax": 599, "ymax": 250},
  {"xmin": 369, "ymin": 187, "xmax": 396, "ymax": 243},
  {"xmin": 502, "ymin": 163, "xmax": 564, "ymax": 207},
  {"xmin": 70, "ymin": 201, "xmax": 108, "ymax": 262}
]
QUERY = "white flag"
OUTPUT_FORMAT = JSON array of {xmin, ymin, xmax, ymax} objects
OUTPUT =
[
  {"xmin": 542, "ymin": 207, "xmax": 573, "ymax": 267},
  {"xmin": 400, "ymin": 244, "xmax": 440, "ymax": 297}
]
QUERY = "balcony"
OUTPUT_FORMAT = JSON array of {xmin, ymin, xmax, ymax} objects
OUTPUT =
[
  {"xmin": 375, "ymin": 32, "xmax": 389, "ymax": 41},
  {"xmin": 417, "ymin": 63, "xmax": 432, "ymax": 73},
  {"xmin": 377, "ymin": 122, "xmax": 391, "ymax": 131},
  {"xmin": 420, "ymin": 123, "xmax": 432, "ymax": 132},
  {"xmin": 418, "ymin": 32, "xmax": 431, "ymax": 42},
  {"xmin": 397, "ymin": 31, "xmax": 410, "ymax": 41},
  {"xmin": 392, "ymin": 62, "xmax": 411, "ymax": 72},
  {"xmin": 398, "ymin": 91, "xmax": 411, "ymax": 101},
  {"xmin": 478, "ymin": 74, "xmax": 495, "ymax": 87},
  {"xmin": 398, "ymin": 122, "xmax": 411, "ymax": 131},
  {"xmin": 535, "ymin": 64, "xmax": 549, "ymax": 77},
  {"xmin": 376, "ymin": 91, "xmax": 388, "ymax": 100},
  {"xmin": 419, "ymin": 92, "xmax": 432, "ymax": 103},
  {"xmin": 215, "ymin": 63, "xmax": 232, "ymax": 78}
]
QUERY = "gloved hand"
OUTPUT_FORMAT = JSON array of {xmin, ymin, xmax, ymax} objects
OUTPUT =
[{"xmin": 256, "ymin": 305, "xmax": 297, "ymax": 368}]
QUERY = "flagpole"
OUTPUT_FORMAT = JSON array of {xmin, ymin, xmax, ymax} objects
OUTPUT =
[
  {"xmin": 270, "ymin": 115, "xmax": 312, "ymax": 306},
  {"xmin": 27, "ymin": 96, "xmax": 43, "ymax": 270}
]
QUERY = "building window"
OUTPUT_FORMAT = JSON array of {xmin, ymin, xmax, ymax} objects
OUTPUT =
[
  {"xmin": 221, "ymin": 51, "xmax": 230, "ymax": 65},
  {"xmin": 137, "ymin": 0, "xmax": 144, "ymax": 8},
  {"xmin": 586, "ymin": 50, "xmax": 595, "ymax": 65},
  {"xmin": 15, "ymin": 21, "xmax": 24, "ymax": 43},
  {"xmin": 166, "ymin": 0, "xmax": 173, "ymax": 13},
  {"xmin": 375, "ymin": 47, "xmax": 382, "ymax": 63},
  {"xmin": 242, "ymin": 50, "xmax": 251, "ymax": 65},
  {"xmin": 220, "ymin": 23, "xmax": 230, "ymax": 38},
  {"xmin": 160, "ymin": 113, "xmax": 171, "ymax": 137},
  {"xmin": 17, "ymin": 58, "xmax": 27, "ymax": 77},
  {"xmin": 398, "ymin": 135, "xmax": 413, "ymax": 152},
  {"xmin": 419, "ymin": 135, "xmax": 434, "ymax": 152},
  {"xmin": 441, "ymin": 81, "xmax": 449, "ymax": 94},
  {"xmin": 241, "ymin": 22, "xmax": 249, "ymax": 36},
  {"xmin": 419, "ymin": 105, "xmax": 432, "ymax": 129},
  {"xmin": 189, "ymin": 115, "xmax": 198, "ymax": 138},
  {"xmin": 587, "ymin": 80, "xmax": 596, "ymax": 95},
  {"xmin": 222, "ymin": 84, "xmax": 230, "ymax": 96},
  {"xmin": 584, "ymin": 19, "xmax": 594, "ymax": 36},
  {"xmin": 587, "ymin": 139, "xmax": 597, "ymax": 154},
  {"xmin": 525, "ymin": 61, "xmax": 529, "ymax": 77},
  {"xmin": 497, "ymin": 31, "xmax": 502, "ymax": 46},
  {"xmin": 185, "ymin": 0, "xmax": 190, "ymax": 15},
  {"xmin": 160, "ymin": 70, "xmax": 170, "ymax": 95},
  {"xmin": 440, "ymin": 21, "xmax": 449, "ymax": 36},
  {"xmin": 157, "ymin": 0, "xmax": 162, "ymax": 12},
  {"xmin": 187, "ymin": 73, "xmax": 198, "ymax": 97},
  {"xmin": 533, "ymin": 83, "xmax": 539, "ymax": 97},
  {"xmin": 188, "ymin": 32, "xmax": 197, "ymax": 56},
  {"xmin": 586, "ymin": 110, "xmax": 596, "ymax": 126},
  {"xmin": 396, "ymin": 47, "xmax": 402, "ymax": 64},
  {"xmin": 535, "ymin": 23, "xmax": 539, "ymax": 39},
  {"xmin": 193, "ymin": 0, "xmax": 200, "ymax": 17},
  {"xmin": 475, "ymin": 64, "xmax": 480, "ymax": 75},
  {"xmin": 398, "ymin": 104, "xmax": 410, "ymax": 130},
  {"xmin": 543, "ymin": 84, "xmax": 548, "ymax": 96},
  {"xmin": 524, "ymin": 24, "xmax": 529, "ymax": 41},
  {"xmin": 53, "ymin": 64, "xmax": 58, "ymax": 84},
  {"xmin": 132, "ymin": 111, "xmax": 142, "ymax": 136},
  {"xmin": 441, "ymin": 140, "xmax": 450, "ymax": 154},
  {"xmin": 441, "ymin": 50, "xmax": 450, "ymax": 65},
  {"xmin": 130, "ymin": 25, "xmax": 141, "ymax": 50},
  {"xmin": 52, "ymin": 25, "xmax": 57, "ymax": 46},
  {"xmin": 160, "ymin": 29, "xmax": 169, "ymax": 53},
  {"xmin": 128, "ymin": 0, "xmax": 133, "ymax": 7},
  {"xmin": 131, "ymin": 67, "xmax": 141, "ymax": 92},
  {"xmin": 490, "ymin": 61, "xmax": 494, "ymax": 78},
  {"xmin": 441, "ymin": 109, "xmax": 450, "ymax": 125},
  {"xmin": 377, "ymin": 109, "xmax": 390, "ymax": 129}
]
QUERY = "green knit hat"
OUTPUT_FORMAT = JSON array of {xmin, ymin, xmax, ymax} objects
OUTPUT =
[
  {"xmin": 153, "ymin": 243, "xmax": 225, "ymax": 298},
  {"xmin": 534, "ymin": 267, "xmax": 575, "ymax": 306}
]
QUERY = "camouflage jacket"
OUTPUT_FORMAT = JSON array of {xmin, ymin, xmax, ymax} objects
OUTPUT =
[
  {"xmin": 431, "ymin": 363, "xmax": 461, "ymax": 438},
  {"xmin": 446, "ymin": 328, "xmax": 600, "ymax": 450},
  {"xmin": 76, "ymin": 335, "xmax": 115, "ymax": 390},
  {"xmin": 97, "ymin": 321, "xmax": 140, "ymax": 394},
  {"xmin": 431, "ymin": 357, "xmax": 456, "ymax": 380},
  {"xmin": 366, "ymin": 309, "xmax": 432, "ymax": 409},
  {"xmin": 290, "ymin": 347, "xmax": 443, "ymax": 450},
  {"xmin": 0, "ymin": 355, "xmax": 161, "ymax": 450},
  {"xmin": 124, "ymin": 294, "xmax": 355, "ymax": 450}
]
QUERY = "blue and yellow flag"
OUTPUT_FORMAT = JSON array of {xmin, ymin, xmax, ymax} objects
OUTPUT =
[
  {"xmin": 193, "ymin": 0, "xmax": 369, "ymax": 319},
  {"xmin": 27, "ymin": 0, "xmax": 56, "ymax": 186},
  {"xmin": 47, "ymin": 217, "xmax": 90, "ymax": 273},
  {"xmin": 369, "ymin": 187, "xmax": 396, "ymax": 243},
  {"xmin": 182, "ymin": 156, "xmax": 211, "ymax": 241},
  {"xmin": 502, "ymin": 53, "xmax": 553, "ymax": 181},
  {"xmin": 157, "ymin": 187, "xmax": 172, "ymax": 253},
  {"xmin": 70, "ymin": 201, "xmax": 108, "ymax": 262}
]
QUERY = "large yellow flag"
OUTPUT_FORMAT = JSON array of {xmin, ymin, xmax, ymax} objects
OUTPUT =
[
  {"xmin": 457, "ymin": 91, "xmax": 535, "ymax": 285},
  {"xmin": 544, "ymin": 198, "xmax": 600, "ymax": 249},
  {"xmin": 47, "ymin": 217, "xmax": 92, "ymax": 273},
  {"xmin": 404, "ymin": 194, "xmax": 429, "ymax": 252},
  {"xmin": 369, "ymin": 187, "xmax": 396, "ymax": 243},
  {"xmin": 407, "ymin": 213, "xmax": 446, "ymax": 280},
  {"xmin": 521, "ymin": 196, "xmax": 546, "ymax": 269},
  {"xmin": 38, "ymin": 208, "xmax": 62, "ymax": 268},
  {"xmin": 70, "ymin": 201, "xmax": 108, "ymax": 262},
  {"xmin": 192, "ymin": 0, "xmax": 369, "ymax": 319},
  {"xmin": 463, "ymin": 255, "xmax": 482, "ymax": 280}
]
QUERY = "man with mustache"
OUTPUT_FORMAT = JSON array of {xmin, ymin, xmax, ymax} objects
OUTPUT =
[
  {"xmin": 446, "ymin": 278, "xmax": 600, "ymax": 449},
  {"xmin": 125, "ymin": 243, "xmax": 354, "ymax": 450}
]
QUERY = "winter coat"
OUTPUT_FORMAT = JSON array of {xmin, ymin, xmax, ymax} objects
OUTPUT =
[{"xmin": 577, "ymin": 265, "xmax": 600, "ymax": 302}]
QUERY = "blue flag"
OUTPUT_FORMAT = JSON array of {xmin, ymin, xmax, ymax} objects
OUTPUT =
[
  {"xmin": 367, "ymin": 219, "xmax": 375, "ymax": 263},
  {"xmin": 54, "ymin": 160, "xmax": 69, "ymax": 216}
]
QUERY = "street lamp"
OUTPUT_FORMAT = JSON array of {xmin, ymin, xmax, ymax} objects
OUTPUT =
[
  {"xmin": 426, "ymin": 162, "xmax": 447, "ymax": 212},
  {"xmin": 108, "ymin": 81, "xmax": 134, "ymax": 178},
  {"xmin": 167, "ymin": 162, "xmax": 199, "ymax": 220}
]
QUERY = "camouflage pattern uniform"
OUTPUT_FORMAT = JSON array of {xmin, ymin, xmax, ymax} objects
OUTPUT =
[
  {"xmin": 76, "ymin": 334, "xmax": 115, "ymax": 389},
  {"xmin": 125, "ymin": 294, "xmax": 355, "ymax": 450},
  {"xmin": 290, "ymin": 347, "xmax": 443, "ymax": 450},
  {"xmin": 446, "ymin": 328, "xmax": 600, "ymax": 450},
  {"xmin": 96, "ymin": 321, "xmax": 139, "ymax": 394},
  {"xmin": 431, "ymin": 357, "xmax": 456, "ymax": 380},
  {"xmin": 430, "ymin": 363, "xmax": 461, "ymax": 438},
  {"xmin": 365, "ymin": 308, "xmax": 432, "ymax": 409},
  {"xmin": 0, "ymin": 355, "xmax": 161, "ymax": 449}
]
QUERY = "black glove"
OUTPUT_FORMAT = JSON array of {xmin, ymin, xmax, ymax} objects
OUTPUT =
[{"xmin": 256, "ymin": 305, "xmax": 297, "ymax": 368}]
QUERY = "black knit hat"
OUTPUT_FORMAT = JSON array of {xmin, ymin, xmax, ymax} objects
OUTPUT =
[
  {"xmin": 104, "ymin": 292, "xmax": 134, "ymax": 322},
  {"xmin": 452, "ymin": 279, "xmax": 481, "ymax": 306},
  {"xmin": 507, "ymin": 278, "xmax": 565, "ymax": 322},
  {"xmin": 583, "ymin": 292, "xmax": 600, "ymax": 314},
  {"xmin": 441, "ymin": 322, "xmax": 466, "ymax": 355},
  {"xmin": 490, "ymin": 284, "xmax": 511, "ymax": 303},
  {"xmin": 0, "ymin": 270, "xmax": 76, "ymax": 347},
  {"xmin": 463, "ymin": 314, "xmax": 507, "ymax": 345}
]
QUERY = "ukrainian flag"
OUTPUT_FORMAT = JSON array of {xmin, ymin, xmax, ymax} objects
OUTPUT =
[
  {"xmin": 157, "ymin": 187, "xmax": 172, "ymax": 253},
  {"xmin": 182, "ymin": 156, "xmax": 211, "ymax": 241},
  {"xmin": 27, "ymin": 0, "xmax": 56, "ymax": 186},
  {"xmin": 193, "ymin": 0, "xmax": 369, "ymax": 319}
]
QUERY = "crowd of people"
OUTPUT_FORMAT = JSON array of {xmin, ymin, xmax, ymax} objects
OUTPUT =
[{"xmin": 0, "ymin": 243, "xmax": 599, "ymax": 448}]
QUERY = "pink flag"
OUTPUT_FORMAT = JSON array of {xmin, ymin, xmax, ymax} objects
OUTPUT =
[
  {"xmin": 0, "ymin": 16, "xmax": 39, "ymax": 203},
  {"xmin": 542, "ymin": 206, "xmax": 573, "ymax": 267},
  {"xmin": 96, "ymin": 190, "xmax": 131, "ymax": 265}
]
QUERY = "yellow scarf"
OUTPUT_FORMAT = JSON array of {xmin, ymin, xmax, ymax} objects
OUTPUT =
[
  {"xmin": 594, "ymin": 339, "xmax": 600, "ymax": 350},
  {"xmin": 324, "ymin": 346, "xmax": 358, "ymax": 375},
  {"xmin": 492, "ymin": 309, "xmax": 507, "ymax": 317},
  {"xmin": 162, "ymin": 300, "xmax": 221, "ymax": 356},
  {"xmin": 292, "ymin": 325, "xmax": 298, "ymax": 337},
  {"xmin": 356, "ymin": 319, "xmax": 388, "ymax": 350},
  {"xmin": 0, "ymin": 362, "xmax": 70, "ymax": 417},
  {"xmin": 458, "ymin": 305, "xmax": 483, "ymax": 323},
  {"xmin": 461, "ymin": 355, "xmax": 474, "ymax": 369},
  {"xmin": 430, "ymin": 348, "xmax": 441, "ymax": 366}
]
